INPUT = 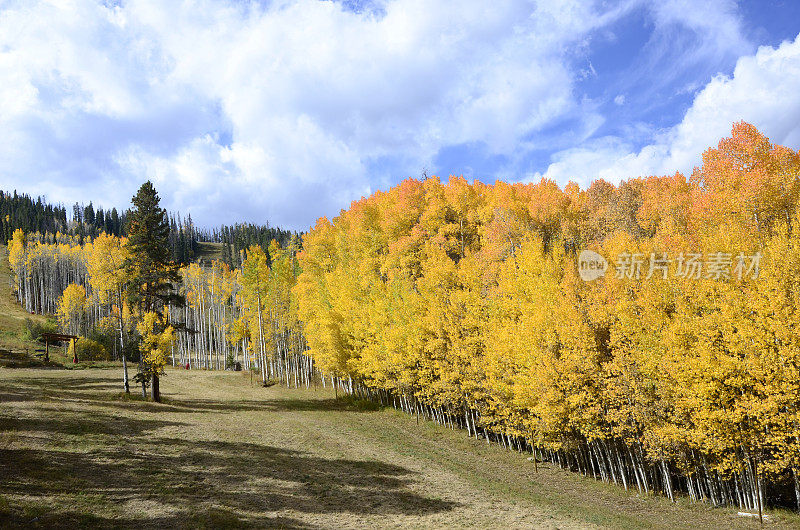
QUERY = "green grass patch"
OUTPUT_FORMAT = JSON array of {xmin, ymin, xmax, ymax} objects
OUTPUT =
[
  {"xmin": 1, "ymin": 368, "xmax": 797, "ymax": 528},
  {"xmin": 336, "ymin": 394, "xmax": 383, "ymax": 411}
]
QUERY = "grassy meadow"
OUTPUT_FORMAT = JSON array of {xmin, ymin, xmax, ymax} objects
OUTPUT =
[{"xmin": 1, "ymin": 368, "xmax": 798, "ymax": 529}]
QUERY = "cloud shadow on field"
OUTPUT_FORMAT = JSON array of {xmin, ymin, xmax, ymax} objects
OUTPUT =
[
  {"xmin": 161, "ymin": 396, "xmax": 382, "ymax": 414},
  {"xmin": 0, "ymin": 374, "xmax": 459, "ymax": 528},
  {"xmin": 1, "ymin": 375, "xmax": 382, "ymax": 415}
]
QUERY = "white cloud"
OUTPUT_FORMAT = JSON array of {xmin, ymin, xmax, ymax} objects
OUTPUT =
[
  {"xmin": 651, "ymin": 0, "xmax": 748, "ymax": 58},
  {"xmin": 0, "ymin": 0, "xmax": 771, "ymax": 229},
  {"xmin": 538, "ymin": 32, "xmax": 800, "ymax": 186},
  {"xmin": 1, "ymin": 0, "xmax": 622, "ymax": 228},
  {"xmin": 530, "ymin": 136, "xmax": 635, "ymax": 188}
]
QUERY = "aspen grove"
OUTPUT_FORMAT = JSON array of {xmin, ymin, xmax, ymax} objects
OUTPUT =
[
  {"xmin": 7, "ymin": 122, "xmax": 800, "ymax": 512},
  {"xmin": 293, "ymin": 122, "xmax": 800, "ymax": 513},
  {"xmin": 8, "ymin": 231, "xmax": 313, "ymax": 387}
]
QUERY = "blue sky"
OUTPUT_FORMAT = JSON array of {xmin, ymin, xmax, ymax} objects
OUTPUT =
[{"xmin": 1, "ymin": 0, "xmax": 799, "ymax": 230}]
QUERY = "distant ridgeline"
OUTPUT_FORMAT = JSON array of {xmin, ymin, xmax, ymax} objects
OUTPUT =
[
  {"xmin": 0, "ymin": 190, "xmax": 296, "ymax": 267},
  {"xmin": 201, "ymin": 223, "xmax": 296, "ymax": 268},
  {"xmin": 0, "ymin": 190, "xmax": 70, "ymax": 241}
]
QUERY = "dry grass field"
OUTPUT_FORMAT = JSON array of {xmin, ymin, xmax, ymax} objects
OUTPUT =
[{"xmin": 1, "ymin": 367, "xmax": 797, "ymax": 529}]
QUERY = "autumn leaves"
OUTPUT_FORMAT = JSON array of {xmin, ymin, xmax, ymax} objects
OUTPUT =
[{"xmin": 294, "ymin": 122, "xmax": 800, "ymax": 511}]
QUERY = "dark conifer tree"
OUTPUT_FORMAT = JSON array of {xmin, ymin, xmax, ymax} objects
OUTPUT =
[
  {"xmin": 84, "ymin": 202, "xmax": 95, "ymax": 227},
  {"xmin": 95, "ymin": 207, "xmax": 105, "ymax": 234},
  {"xmin": 177, "ymin": 227, "xmax": 187, "ymax": 265},
  {"xmin": 123, "ymin": 181, "xmax": 184, "ymax": 402}
]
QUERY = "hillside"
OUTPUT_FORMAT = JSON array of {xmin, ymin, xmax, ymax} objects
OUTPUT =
[
  {"xmin": 1, "ymin": 368, "xmax": 795, "ymax": 528},
  {"xmin": 194, "ymin": 241, "xmax": 224, "ymax": 266},
  {"xmin": 0, "ymin": 245, "xmax": 50, "ymax": 367}
]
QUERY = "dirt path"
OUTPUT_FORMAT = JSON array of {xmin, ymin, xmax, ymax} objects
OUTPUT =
[{"xmin": 0, "ymin": 368, "xmax": 788, "ymax": 528}]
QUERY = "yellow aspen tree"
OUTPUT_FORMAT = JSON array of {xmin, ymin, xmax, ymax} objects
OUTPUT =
[
  {"xmin": 137, "ymin": 309, "xmax": 175, "ymax": 394},
  {"xmin": 87, "ymin": 233, "xmax": 131, "ymax": 391},
  {"xmin": 57, "ymin": 283, "xmax": 87, "ymax": 337}
]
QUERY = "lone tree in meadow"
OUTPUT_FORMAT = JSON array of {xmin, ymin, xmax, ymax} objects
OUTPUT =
[{"xmin": 124, "ymin": 181, "xmax": 183, "ymax": 402}]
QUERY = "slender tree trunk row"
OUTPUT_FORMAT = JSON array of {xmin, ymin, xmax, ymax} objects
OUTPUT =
[
  {"xmin": 329, "ymin": 381, "xmax": 797, "ymax": 514},
  {"xmin": 10, "ymin": 239, "xmax": 90, "ymax": 315},
  {"xmin": 170, "ymin": 271, "xmax": 318, "ymax": 388}
]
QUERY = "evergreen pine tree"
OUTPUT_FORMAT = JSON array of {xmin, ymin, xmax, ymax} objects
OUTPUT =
[{"xmin": 123, "ymin": 181, "xmax": 184, "ymax": 402}]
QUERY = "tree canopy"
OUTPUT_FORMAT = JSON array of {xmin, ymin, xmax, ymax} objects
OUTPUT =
[{"xmin": 123, "ymin": 181, "xmax": 183, "ymax": 402}]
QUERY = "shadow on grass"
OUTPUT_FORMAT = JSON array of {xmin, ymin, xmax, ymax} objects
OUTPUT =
[
  {"xmin": 1, "ymin": 380, "xmax": 362, "ymax": 427},
  {"xmin": 0, "ymin": 375, "xmax": 118, "ymax": 390},
  {"xmin": 0, "ymin": 387, "xmax": 40, "ymax": 404},
  {"xmin": 0, "ymin": 437, "xmax": 457, "ymax": 528},
  {"xmin": 27, "ymin": 378, "xmax": 121, "ymax": 392},
  {"xmin": 0, "ymin": 410, "xmax": 183, "ymax": 438},
  {"xmin": 0, "ymin": 377, "xmax": 133, "ymax": 411},
  {"xmin": 3, "ymin": 375, "xmax": 384, "ymax": 415},
  {"xmin": 0, "ymin": 505, "xmax": 313, "ymax": 529},
  {"xmin": 161, "ymin": 396, "xmax": 383, "ymax": 414},
  {"xmin": 0, "ymin": 374, "xmax": 458, "ymax": 528},
  {"xmin": 0, "ymin": 348, "xmax": 51, "ymax": 368}
]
